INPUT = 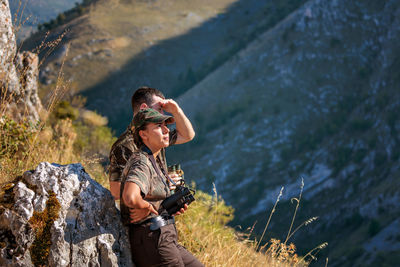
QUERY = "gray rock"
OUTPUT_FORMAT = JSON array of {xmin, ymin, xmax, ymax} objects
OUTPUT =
[
  {"xmin": 15, "ymin": 51, "xmax": 43, "ymax": 121},
  {"xmin": 0, "ymin": 0, "xmax": 19, "ymax": 95},
  {"xmin": 0, "ymin": 0, "xmax": 43, "ymax": 121},
  {"xmin": 0, "ymin": 162, "xmax": 133, "ymax": 266}
]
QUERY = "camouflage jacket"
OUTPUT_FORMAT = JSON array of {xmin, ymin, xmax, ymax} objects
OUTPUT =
[
  {"xmin": 120, "ymin": 149, "xmax": 172, "ymax": 225},
  {"xmin": 108, "ymin": 121, "xmax": 177, "ymax": 183}
]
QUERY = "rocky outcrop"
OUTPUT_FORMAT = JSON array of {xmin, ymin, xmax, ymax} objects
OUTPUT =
[
  {"xmin": 0, "ymin": 0, "xmax": 42, "ymax": 121},
  {"xmin": 0, "ymin": 162, "xmax": 133, "ymax": 266}
]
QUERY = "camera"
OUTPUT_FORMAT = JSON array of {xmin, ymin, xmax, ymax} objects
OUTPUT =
[{"xmin": 161, "ymin": 185, "xmax": 195, "ymax": 215}]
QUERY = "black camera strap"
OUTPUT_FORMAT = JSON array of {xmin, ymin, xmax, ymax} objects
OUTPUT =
[{"xmin": 142, "ymin": 146, "xmax": 178, "ymax": 187}]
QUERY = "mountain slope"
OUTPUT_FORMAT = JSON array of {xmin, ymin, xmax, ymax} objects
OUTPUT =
[
  {"xmin": 171, "ymin": 0, "xmax": 400, "ymax": 266},
  {"xmin": 22, "ymin": 0, "xmax": 307, "ymax": 133}
]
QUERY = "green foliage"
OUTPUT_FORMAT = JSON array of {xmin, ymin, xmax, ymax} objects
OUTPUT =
[
  {"xmin": 289, "ymin": 42, "xmax": 296, "ymax": 53},
  {"xmin": 387, "ymin": 112, "xmax": 397, "ymax": 135},
  {"xmin": 0, "ymin": 116, "xmax": 37, "ymax": 158},
  {"xmin": 346, "ymin": 245, "xmax": 365, "ymax": 259},
  {"xmin": 389, "ymin": 55, "xmax": 400, "ymax": 84},
  {"xmin": 348, "ymin": 118, "xmax": 373, "ymax": 133},
  {"xmin": 330, "ymin": 38, "xmax": 341, "ymax": 48},
  {"xmin": 56, "ymin": 13, "xmax": 66, "ymax": 24},
  {"xmin": 374, "ymin": 152, "xmax": 387, "ymax": 167},
  {"xmin": 358, "ymin": 65, "xmax": 373, "ymax": 80},
  {"xmin": 391, "ymin": 148, "xmax": 400, "ymax": 161},
  {"xmin": 73, "ymin": 121, "xmax": 116, "ymax": 156},
  {"xmin": 353, "ymin": 148, "xmax": 368, "ymax": 163},
  {"xmin": 37, "ymin": 0, "xmax": 97, "ymax": 31},
  {"xmin": 370, "ymin": 251, "xmax": 400, "ymax": 267},
  {"xmin": 331, "ymin": 146, "xmax": 352, "ymax": 173},
  {"xmin": 376, "ymin": 91, "xmax": 391, "ymax": 109},
  {"xmin": 54, "ymin": 101, "xmax": 79, "ymax": 120},
  {"xmin": 368, "ymin": 219, "xmax": 381, "ymax": 237},
  {"xmin": 344, "ymin": 212, "xmax": 365, "ymax": 229},
  {"xmin": 368, "ymin": 135, "xmax": 378, "ymax": 149}
]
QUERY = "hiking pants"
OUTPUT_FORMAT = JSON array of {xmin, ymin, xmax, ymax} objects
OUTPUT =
[{"xmin": 128, "ymin": 223, "xmax": 204, "ymax": 267}]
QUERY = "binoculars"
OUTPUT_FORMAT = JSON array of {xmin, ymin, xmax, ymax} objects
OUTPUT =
[
  {"xmin": 150, "ymin": 186, "xmax": 195, "ymax": 231},
  {"xmin": 161, "ymin": 185, "xmax": 195, "ymax": 215}
]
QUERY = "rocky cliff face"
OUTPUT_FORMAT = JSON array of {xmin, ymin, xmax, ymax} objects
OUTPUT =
[
  {"xmin": 0, "ymin": 162, "xmax": 132, "ymax": 267},
  {"xmin": 0, "ymin": 0, "xmax": 42, "ymax": 121}
]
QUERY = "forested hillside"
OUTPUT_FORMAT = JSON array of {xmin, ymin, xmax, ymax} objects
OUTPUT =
[{"xmin": 10, "ymin": 0, "xmax": 80, "ymax": 40}]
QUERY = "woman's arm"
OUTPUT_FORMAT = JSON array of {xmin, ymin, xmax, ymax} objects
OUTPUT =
[{"xmin": 122, "ymin": 182, "xmax": 158, "ymax": 215}]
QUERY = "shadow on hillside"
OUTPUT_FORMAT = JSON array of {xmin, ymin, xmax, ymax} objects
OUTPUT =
[{"xmin": 80, "ymin": 0, "xmax": 305, "ymax": 134}]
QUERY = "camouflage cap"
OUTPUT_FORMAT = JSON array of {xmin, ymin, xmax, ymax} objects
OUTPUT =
[{"xmin": 133, "ymin": 108, "xmax": 174, "ymax": 129}]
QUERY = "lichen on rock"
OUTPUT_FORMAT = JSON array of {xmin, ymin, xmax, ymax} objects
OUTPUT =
[{"xmin": 29, "ymin": 191, "xmax": 61, "ymax": 267}]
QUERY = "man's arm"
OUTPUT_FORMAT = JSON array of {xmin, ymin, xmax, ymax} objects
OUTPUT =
[
  {"xmin": 160, "ymin": 99, "xmax": 195, "ymax": 145},
  {"xmin": 108, "ymin": 144, "xmax": 132, "ymax": 200}
]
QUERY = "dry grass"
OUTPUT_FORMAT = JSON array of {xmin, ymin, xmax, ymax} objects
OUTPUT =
[
  {"xmin": 0, "ymin": 7, "xmax": 108, "ymax": 187},
  {"xmin": 81, "ymin": 109, "xmax": 108, "ymax": 126},
  {"xmin": 176, "ymin": 189, "xmax": 309, "ymax": 267}
]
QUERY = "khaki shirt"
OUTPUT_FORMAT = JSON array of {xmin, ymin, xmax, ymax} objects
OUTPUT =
[
  {"xmin": 120, "ymin": 149, "xmax": 171, "ymax": 225},
  {"xmin": 108, "ymin": 122, "xmax": 177, "ymax": 183}
]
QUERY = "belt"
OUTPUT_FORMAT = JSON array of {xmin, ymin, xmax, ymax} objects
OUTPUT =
[{"xmin": 132, "ymin": 215, "xmax": 175, "ymax": 231}]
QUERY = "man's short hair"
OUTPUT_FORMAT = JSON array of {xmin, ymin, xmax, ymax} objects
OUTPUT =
[{"xmin": 131, "ymin": 86, "xmax": 165, "ymax": 114}]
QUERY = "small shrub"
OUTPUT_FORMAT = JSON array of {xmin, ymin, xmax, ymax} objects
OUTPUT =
[
  {"xmin": 344, "ymin": 212, "xmax": 365, "ymax": 228},
  {"xmin": 346, "ymin": 246, "xmax": 365, "ymax": 259},
  {"xmin": 330, "ymin": 38, "xmax": 341, "ymax": 48},
  {"xmin": 289, "ymin": 42, "xmax": 296, "ymax": 53},
  {"xmin": 358, "ymin": 66, "xmax": 373, "ymax": 79},
  {"xmin": 331, "ymin": 146, "xmax": 352, "ymax": 172},
  {"xmin": 54, "ymin": 101, "xmax": 79, "ymax": 120},
  {"xmin": 56, "ymin": 13, "xmax": 66, "ymax": 25},
  {"xmin": 348, "ymin": 118, "xmax": 373, "ymax": 133},
  {"xmin": 374, "ymin": 152, "xmax": 387, "ymax": 167},
  {"xmin": 368, "ymin": 135, "xmax": 378, "ymax": 149},
  {"xmin": 376, "ymin": 91, "xmax": 390, "ymax": 109},
  {"xmin": 0, "ymin": 116, "xmax": 37, "ymax": 158},
  {"xmin": 81, "ymin": 110, "xmax": 108, "ymax": 127},
  {"xmin": 353, "ymin": 148, "xmax": 367, "ymax": 163},
  {"xmin": 368, "ymin": 219, "xmax": 381, "ymax": 237}
]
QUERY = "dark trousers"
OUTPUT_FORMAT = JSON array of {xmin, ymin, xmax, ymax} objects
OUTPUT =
[{"xmin": 128, "ymin": 223, "xmax": 204, "ymax": 267}]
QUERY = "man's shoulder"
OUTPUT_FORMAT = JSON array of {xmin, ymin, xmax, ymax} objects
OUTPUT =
[{"xmin": 110, "ymin": 128, "xmax": 137, "ymax": 155}]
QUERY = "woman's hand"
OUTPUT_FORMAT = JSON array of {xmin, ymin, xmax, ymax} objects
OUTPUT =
[
  {"xmin": 168, "ymin": 173, "xmax": 183, "ymax": 190},
  {"xmin": 146, "ymin": 202, "xmax": 159, "ymax": 216},
  {"xmin": 173, "ymin": 204, "xmax": 188, "ymax": 216},
  {"xmin": 129, "ymin": 207, "xmax": 150, "ymax": 223},
  {"xmin": 128, "ymin": 202, "xmax": 158, "ymax": 223}
]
